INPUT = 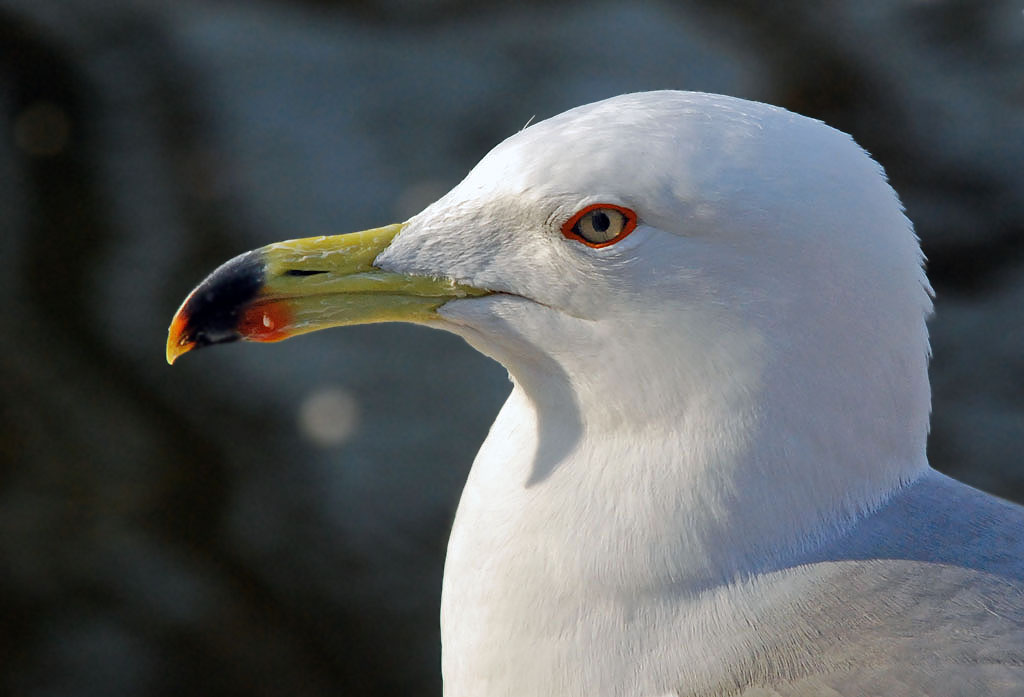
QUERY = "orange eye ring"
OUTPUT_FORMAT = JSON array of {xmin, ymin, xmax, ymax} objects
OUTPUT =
[{"xmin": 561, "ymin": 203, "xmax": 638, "ymax": 248}]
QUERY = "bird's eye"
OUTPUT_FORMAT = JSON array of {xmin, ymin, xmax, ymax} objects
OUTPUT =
[{"xmin": 562, "ymin": 204, "xmax": 637, "ymax": 247}]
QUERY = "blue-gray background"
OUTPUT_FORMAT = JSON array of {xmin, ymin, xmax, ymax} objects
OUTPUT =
[{"xmin": 2, "ymin": 1, "xmax": 1022, "ymax": 695}]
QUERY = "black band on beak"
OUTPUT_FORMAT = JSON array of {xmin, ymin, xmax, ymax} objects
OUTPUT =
[{"xmin": 178, "ymin": 250, "xmax": 265, "ymax": 348}]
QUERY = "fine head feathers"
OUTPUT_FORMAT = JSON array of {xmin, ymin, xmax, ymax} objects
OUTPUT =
[{"xmin": 378, "ymin": 91, "xmax": 934, "ymax": 574}]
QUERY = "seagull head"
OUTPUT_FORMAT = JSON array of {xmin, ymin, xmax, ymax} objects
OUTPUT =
[{"xmin": 168, "ymin": 91, "xmax": 933, "ymax": 551}]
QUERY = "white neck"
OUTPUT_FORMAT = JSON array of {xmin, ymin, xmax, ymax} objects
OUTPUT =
[{"xmin": 439, "ymin": 294, "xmax": 930, "ymax": 696}]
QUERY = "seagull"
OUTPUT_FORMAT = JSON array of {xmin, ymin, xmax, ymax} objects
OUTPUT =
[{"xmin": 167, "ymin": 91, "xmax": 1024, "ymax": 696}]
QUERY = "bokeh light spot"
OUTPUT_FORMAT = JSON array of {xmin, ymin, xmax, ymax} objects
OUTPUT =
[{"xmin": 298, "ymin": 386, "xmax": 360, "ymax": 447}]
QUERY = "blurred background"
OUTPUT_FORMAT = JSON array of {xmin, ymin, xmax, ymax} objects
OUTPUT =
[{"xmin": 2, "ymin": 0, "xmax": 1022, "ymax": 695}]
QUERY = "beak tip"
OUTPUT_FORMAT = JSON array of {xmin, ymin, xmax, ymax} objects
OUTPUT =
[
  {"xmin": 166, "ymin": 311, "xmax": 193, "ymax": 365},
  {"xmin": 166, "ymin": 342, "xmax": 188, "ymax": 365}
]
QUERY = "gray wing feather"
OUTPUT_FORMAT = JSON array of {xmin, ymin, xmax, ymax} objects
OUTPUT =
[{"xmin": 686, "ymin": 471, "xmax": 1024, "ymax": 696}]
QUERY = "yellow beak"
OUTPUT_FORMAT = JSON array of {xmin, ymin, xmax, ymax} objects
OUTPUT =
[{"xmin": 166, "ymin": 223, "xmax": 489, "ymax": 364}]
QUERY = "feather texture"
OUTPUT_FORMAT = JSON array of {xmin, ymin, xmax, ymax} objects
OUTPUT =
[{"xmin": 373, "ymin": 91, "xmax": 1024, "ymax": 696}]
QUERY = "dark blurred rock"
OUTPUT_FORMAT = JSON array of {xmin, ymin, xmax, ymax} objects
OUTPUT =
[{"xmin": 1, "ymin": 0, "xmax": 1021, "ymax": 696}]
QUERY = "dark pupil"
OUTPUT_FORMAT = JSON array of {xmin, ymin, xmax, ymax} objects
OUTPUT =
[{"xmin": 591, "ymin": 211, "xmax": 610, "ymax": 232}]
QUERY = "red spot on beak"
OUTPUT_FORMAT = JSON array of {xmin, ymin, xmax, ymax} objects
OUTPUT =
[{"xmin": 238, "ymin": 301, "xmax": 294, "ymax": 342}]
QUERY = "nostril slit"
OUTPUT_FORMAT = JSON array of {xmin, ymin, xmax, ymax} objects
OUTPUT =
[{"xmin": 284, "ymin": 269, "xmax": 328, "ymax": 277}]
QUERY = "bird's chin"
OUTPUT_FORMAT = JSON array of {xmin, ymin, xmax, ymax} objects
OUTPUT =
[
  {"xmin": 438, "ymin": 292, "xmax": 542, "ymax": 326},
  {"xmin": 435, "ymin": 293, "xmax": 561, "ymax": 360}
]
